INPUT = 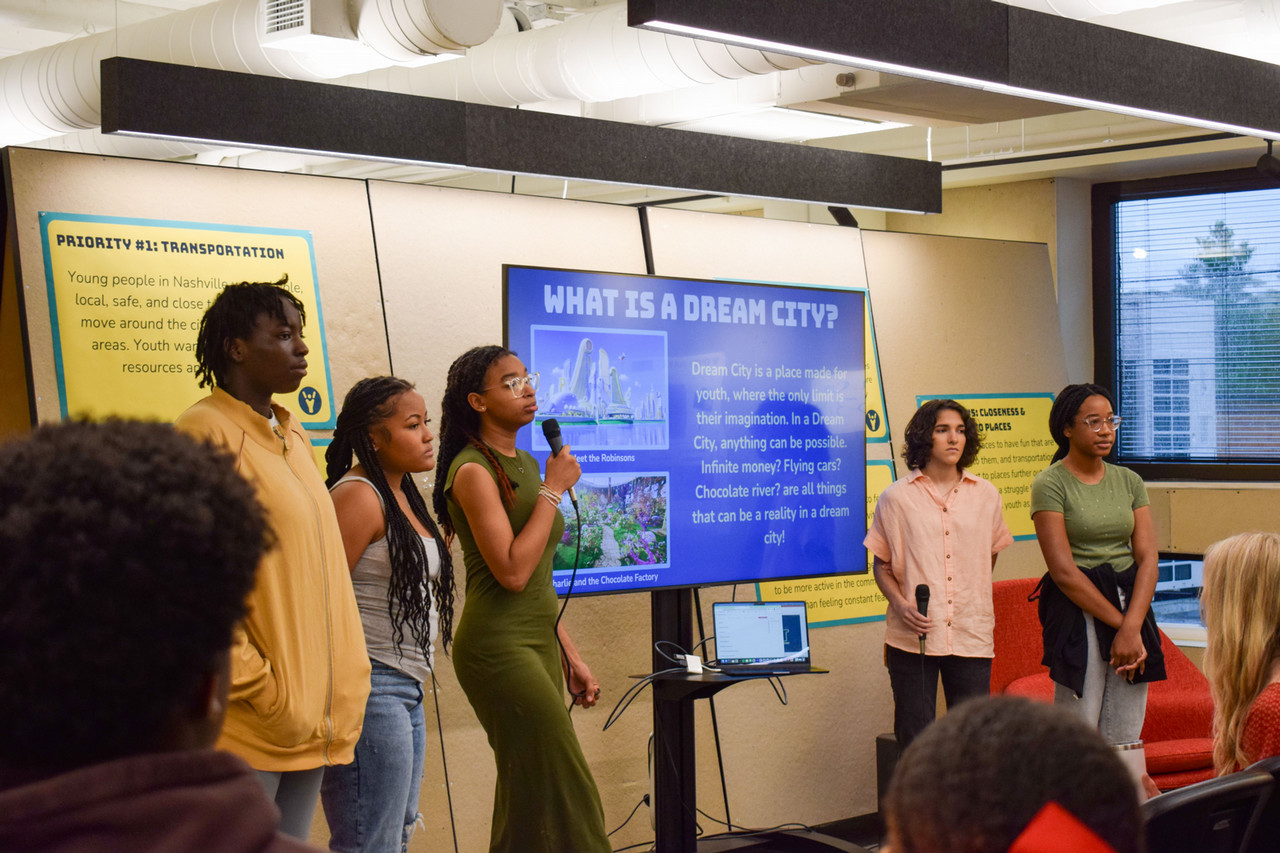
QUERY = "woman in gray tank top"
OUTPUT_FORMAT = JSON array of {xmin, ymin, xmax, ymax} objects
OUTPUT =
[{"xmin": 319, "ymin": 377, "xmax": 455, "ymax": 853}]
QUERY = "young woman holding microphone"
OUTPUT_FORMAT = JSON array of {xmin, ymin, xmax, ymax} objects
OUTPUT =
[{"xmin": 432, "ymin": 345, "xmax": 609, "ymax": 853}]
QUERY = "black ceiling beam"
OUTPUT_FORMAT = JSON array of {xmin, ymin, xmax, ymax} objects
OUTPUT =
[
  {"xmin": 100, "ymin": 56, "xmax": 942, "ymax": 214},
  {"xmin": 630, "ymin": 0, "xmax": 1280, "ymax": 139}
]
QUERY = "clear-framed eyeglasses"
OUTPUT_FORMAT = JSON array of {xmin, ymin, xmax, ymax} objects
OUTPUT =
[
  {"xmin": 484, "ymin": 372, "xmax": 539, "ymax": 397},
  {"xmin": 1081, "ymin": 414, "xmax": 1122, "ymax": 432}
]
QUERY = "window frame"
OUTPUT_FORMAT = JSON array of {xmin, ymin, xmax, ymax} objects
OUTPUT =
[{"xmin": 1092, "ymin": 167, "xmax": 1280, "ymax": 481}]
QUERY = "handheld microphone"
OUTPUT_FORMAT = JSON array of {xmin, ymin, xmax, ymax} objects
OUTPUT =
[
  {"xmin": 540, "ymin": 418, "xmax": 578, "ymax": 508},
  {"xmin": 915, "ymin": 583, "xmax": 930, "ymax": 655}
]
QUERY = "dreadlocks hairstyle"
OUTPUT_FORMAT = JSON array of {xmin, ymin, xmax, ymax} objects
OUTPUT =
[
  {"xmin": 1047, "ymin": 383, "xmax": 1114, "ymax": 463},
  {"xmin": 194, "ymin": 276, "xmax": 306, "ymax": 389},
  {"xmin": 327, "ymin": 377, "xmax": 456, "ymax": 653},
  {"xmin": 432, "ymin": 345, "xmax": 517, "ymax": 537},
  {"xmin": 901, "ymin": 399, "xmax": 983, "ymax": 471}
]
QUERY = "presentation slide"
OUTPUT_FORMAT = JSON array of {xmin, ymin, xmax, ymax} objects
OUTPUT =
[{"xmin": 505, "ymin": 265, "xmax": 867, "ymax": 594}]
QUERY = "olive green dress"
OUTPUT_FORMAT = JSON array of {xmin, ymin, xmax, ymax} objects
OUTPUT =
[{"xmin": 445, "ymin": 446, "xmax": 610, "ymax": 853}]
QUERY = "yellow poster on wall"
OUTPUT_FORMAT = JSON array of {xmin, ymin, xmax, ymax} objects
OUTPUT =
[
  {"xmin": 914, "ymin": 393, "xmax": 1056, "ymax": 540},
  {"xmin": 864, "ymin": 293, "xmax": 889, "ymax": 443},
  {"xmin": 39, "ymin": 212, "xmax": 335, "ymax": 427},
  {"xmin": 757, "ymin": 458, "xmax": 894, "ymax": 627}
]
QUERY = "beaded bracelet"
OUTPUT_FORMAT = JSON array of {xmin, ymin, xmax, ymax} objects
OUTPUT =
[{"xmin": 538, "ymin": 483, "xmax": 563, "ymax": 509}]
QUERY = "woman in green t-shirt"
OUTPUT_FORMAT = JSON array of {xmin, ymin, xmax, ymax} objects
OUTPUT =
[{"xmin": 1030, "ymin": 383, "xmax": 1164, "ymax": 747}]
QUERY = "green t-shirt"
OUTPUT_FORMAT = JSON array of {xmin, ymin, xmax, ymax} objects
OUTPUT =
[{"xmin": 1030, "ymin": 461, "xmax": 1149, "ymax": 571}]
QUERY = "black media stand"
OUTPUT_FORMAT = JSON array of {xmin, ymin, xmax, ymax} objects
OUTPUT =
[{"xmin": 649, "ymin": 589, "xmax": 865, "ymax": 853}]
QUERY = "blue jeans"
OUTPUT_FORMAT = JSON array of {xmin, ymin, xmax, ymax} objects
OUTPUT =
[{"xmin": 321, "ymin": 661, "xmax": 426, "ymax": 853}]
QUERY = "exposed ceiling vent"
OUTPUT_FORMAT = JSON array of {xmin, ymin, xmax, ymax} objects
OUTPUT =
[
  {"xmin": 265, "ymin": 0, "xmax": 305, "ymax": 34},
  {"xmin": 262, "ymin": 0, "xmax": 358, "ymax": 51}
]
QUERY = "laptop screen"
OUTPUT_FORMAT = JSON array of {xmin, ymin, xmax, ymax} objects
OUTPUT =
[{"xmin": 712, "ymin": 601, "xmax": 811, "ymax": 667}]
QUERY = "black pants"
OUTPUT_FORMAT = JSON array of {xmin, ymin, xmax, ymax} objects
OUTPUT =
[{"xmin": 885, "ymin": 644, "xmax": 992, "ymax": 749}]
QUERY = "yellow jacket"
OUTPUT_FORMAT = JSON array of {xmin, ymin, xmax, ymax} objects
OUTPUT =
[{"xmin": 176, "ymin": 388, "xmax": 369, "ymax": 771}]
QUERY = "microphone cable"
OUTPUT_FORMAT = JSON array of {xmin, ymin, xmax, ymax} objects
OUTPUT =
[
  {"xmin": 542, "ymin": 418, "xmax": 588, "ymax": 711},
  {"xmin": 428, "ymin": 668, "xmax": 460, "ymax": 853},
  {"xmin": 606, "ymin": 794, "xmax": 650, "ymax": 840},
  {"xmin": 601, "ymin": 665, "xmax": 685, "ymax": 731},
  {"xmin": 554, "ymin": 499, "xmax": 584, "ymax": 712}
]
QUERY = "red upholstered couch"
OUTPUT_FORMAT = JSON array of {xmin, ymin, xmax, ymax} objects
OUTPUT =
[{"xmin": 991, "ymin": 577, "xmax": 1215, "ymax": 791}]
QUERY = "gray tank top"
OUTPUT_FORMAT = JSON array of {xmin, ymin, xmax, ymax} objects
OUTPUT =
[{"xmin": 332, "ymin": 475, "xmax": 439, "ymax": 684}]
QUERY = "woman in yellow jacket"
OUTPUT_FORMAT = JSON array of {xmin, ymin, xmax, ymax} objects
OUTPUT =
[{"xmin": 176, "ymin": 279, "xmax": 370, "ymax": 840}]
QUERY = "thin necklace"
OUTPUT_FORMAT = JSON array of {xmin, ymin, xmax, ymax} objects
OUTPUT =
[{"xmin": 486, "ymin": 441, "xmax": 522, "ymax": 473}]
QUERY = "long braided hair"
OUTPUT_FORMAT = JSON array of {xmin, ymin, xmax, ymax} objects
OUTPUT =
[
  {"xmin": 327, "ymin": 377, "xmax": 455, "ymax": 654},
  {"xmin": 1047, "ymin": 383, "xmax": 1114, "ymax": 463},
  {"xmin": 432, "ymin": 345, "xmax": 518, "ymax": 537}
]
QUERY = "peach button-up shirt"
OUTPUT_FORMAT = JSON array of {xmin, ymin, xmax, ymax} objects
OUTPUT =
[{"xmin": 864, "ymin": 468, "xmax": 1013, "ymax": 657}]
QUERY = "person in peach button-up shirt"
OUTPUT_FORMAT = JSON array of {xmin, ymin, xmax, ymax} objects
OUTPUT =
[{"xmin": 866, "ymin": 399, "xmax": 1013, "ymax": 748}]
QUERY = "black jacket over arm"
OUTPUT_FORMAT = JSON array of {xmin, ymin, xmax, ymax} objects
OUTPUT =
[{"xmin": 1034, "ymin": 563, "xmax": 1166, "ymax": 698}]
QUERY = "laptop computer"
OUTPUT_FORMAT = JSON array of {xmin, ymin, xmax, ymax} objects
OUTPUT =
[{"xmin": 711, "ymin": 600, "xmax": 819, "ymax": 676}]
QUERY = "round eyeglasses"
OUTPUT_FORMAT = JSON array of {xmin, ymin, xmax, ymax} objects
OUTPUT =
[
  {"xmin": 483, "ymin": 372, "xmax": 539, "ymax": 397},
  {"xmin": 1081, "ymin": 415, "xmax": 1122, "ymax": 433}
]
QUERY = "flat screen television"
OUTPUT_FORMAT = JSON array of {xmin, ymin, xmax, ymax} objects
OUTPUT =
[{"xmin": 504, "ymin": 265, "xmax": 866, "ymax": 594}]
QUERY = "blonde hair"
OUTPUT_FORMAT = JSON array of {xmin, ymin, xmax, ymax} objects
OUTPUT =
[{"xmin": 1201, "ymin": 531, "xmax": 1280, "ymax": 774}]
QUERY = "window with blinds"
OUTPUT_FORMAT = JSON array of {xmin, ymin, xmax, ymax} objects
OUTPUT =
[{"xmin": 1095, "ymin": 169, "xmax": 1280, "ymax": 478}]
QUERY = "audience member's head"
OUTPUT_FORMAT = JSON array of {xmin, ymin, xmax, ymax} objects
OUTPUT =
[
  {"xmin": 884, "ymin": 696, "xmax": 1143, "ymax": 853},
  {"xmin": 0, "ymin": 420, "xmax": 270, "ymax": 782},
  {"xmin": 1201, "ymin": 531, "xmax": 1280, "ymax": 773}
]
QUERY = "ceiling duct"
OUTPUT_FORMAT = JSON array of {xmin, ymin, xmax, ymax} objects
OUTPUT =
[
  {"xmin": 357, "ymin": 0, "xmax": 504, "ymax": 63},
  {"xmin": 0, "ymin": 0, "xmax": 808, "ymax": 154},
  {"xmin": 348, "ymin": 3, "xmax": 814, "ymax": 107},
  {"xmin": 0, "ymin": 0, "xmax": 504, "ymax": 147}
]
